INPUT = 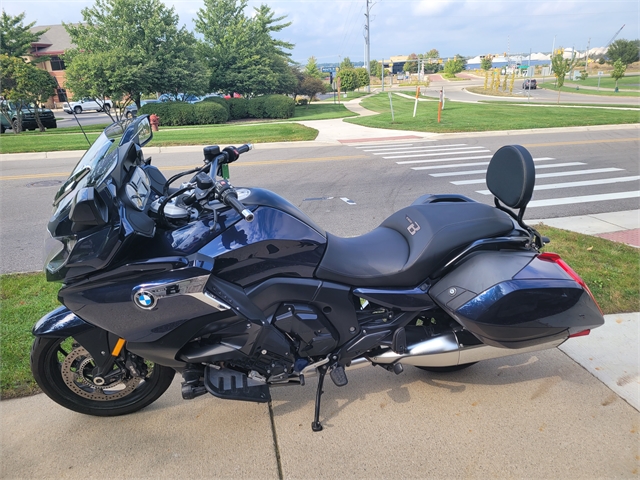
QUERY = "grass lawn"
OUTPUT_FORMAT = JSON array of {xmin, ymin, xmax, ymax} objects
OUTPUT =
[
  {"xmin": 318, "ymin": 91, "xmax": 372, "ymax": 102},
  {"xmin": 345, "ymin": 93, "xmax": 640, "ymax": 133},
  {"xmin": 1, "ymin": 228, "xmax": 637, "ymax": 398},
  {"xmin": 564, "ymin": 74, "xmax": 640, "ymax": 90},
  {"xmin": 538, "ymin": 82, "xmax": 640, "ymax": 97},
  {"xmin": 0, "ymin": 123, "xmax": 319, "ymax": 154},
  {"xmin": 292, "ymin": 103, "xmax": 357, "ymax": 121}
]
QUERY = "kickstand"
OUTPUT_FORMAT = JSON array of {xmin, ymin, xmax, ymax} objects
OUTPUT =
[{"xmin": 311, "ymin": 364, "xmax": 328, "ymax": 432}]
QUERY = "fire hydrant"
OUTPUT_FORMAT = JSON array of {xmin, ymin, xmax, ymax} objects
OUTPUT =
[{"xmin": 149, "ymin": 114, "xmax": 160, "ymax": 132}]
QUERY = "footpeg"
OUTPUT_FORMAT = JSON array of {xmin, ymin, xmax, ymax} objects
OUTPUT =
[
  {"xmin": 329, "ymin": 364, "xmax": 348, "ymax": 387},
  {"xmin": 204, "ymin": 366, "xmax": 270, "ymax": 403}
]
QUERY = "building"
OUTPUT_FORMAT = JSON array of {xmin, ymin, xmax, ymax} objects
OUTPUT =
[{"xmin": 28, "ymin": 24, "xmax": 75, "ymax": 107}]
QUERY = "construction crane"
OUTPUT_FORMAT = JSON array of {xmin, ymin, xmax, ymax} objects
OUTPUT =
[{"xmin": 605, "ymin": 24, "xmax": 625, "ymax": 48}]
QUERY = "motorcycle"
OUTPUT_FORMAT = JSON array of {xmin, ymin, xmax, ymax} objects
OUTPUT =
[{"xmin": 31, "ymin": 115, "xmax": 604, "ymax": 431}]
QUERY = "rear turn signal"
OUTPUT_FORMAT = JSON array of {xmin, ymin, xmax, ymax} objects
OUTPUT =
[
  {"xmin": 569, "ymin": 330, "xmax": 591, "ymax": 338},
  {"xmin": 538, "ymin": 252, "xmax": 603, "ymax": 315}
]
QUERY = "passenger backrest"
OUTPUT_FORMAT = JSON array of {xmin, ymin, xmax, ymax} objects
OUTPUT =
[{"xmin": 486, "ymin": 145, "xmax": 535, "ymax": 210}]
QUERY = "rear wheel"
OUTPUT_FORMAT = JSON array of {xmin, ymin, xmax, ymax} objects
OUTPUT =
[
  {"xmin": 30, "ymin": 336, "xmax": 175, "ymax": 416},
  {"xmin": 74, "ymin": 106, "xmax": 82, "ymax": 114},
  {"xmin": 103, "ymin": 105, "xmax": 111, "ymax": 114},
  {"xmin": 416, "ymin": 362, "xmax": 477, "ymax": 373}
]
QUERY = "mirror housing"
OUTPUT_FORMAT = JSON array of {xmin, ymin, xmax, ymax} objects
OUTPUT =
[{"xmin": 69, "ymin": 187, "xmax": 108, "ymax": 231}]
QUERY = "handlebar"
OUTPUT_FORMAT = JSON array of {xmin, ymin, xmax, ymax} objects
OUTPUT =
[{"xmin": 226, "ymin": 195, "xmax": 254, "ymax": 222}]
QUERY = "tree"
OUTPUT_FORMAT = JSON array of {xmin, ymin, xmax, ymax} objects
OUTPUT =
[
  {"xmin": 197, "ymin": 0, "xmax": 296, "ymax": 97},
  {"xmin": 0, "ymin": 11, "xmax": 48, "ymax": 58},
  {"xmin": 480, "ymin": 56, "xmax": 493, "ymax": 71},
  {"xmin": 403, "ymin": 53, "xmax": 418, "ymax": 73},
  {"xmin": 606, "ymin": 39, "xmax": 640, "ymax": 66},
  {"xmin": 611, "ymin": 59, "xmax": 627, "ymax": 89},
  {"xmin": 65, "ymin": 0, "xmax": 207, "ymax": 120},
  {"xmin": 369, "ymin": 60, "xmax": 382, "ymax": 78},
  {"xmin": 340, "ymin": 57, "xmax": 354, "ymax": 70},
  {"xmin": 0, "ymin": 54, "xmax": 56, "ymax": 133},
  {"xmin": 355, "ymin": 67, "xmax": 369, "ymax": 89},
  {"xmin": 337, "ymin": 68, "xmax": 358, "ymax": 92},
  {"xmin": 551, "ymin": 49, "xmax": 578, "ymax": 104},
  {"xmin": 298, "ymin": 75, "xmax": 326, "ymax": 107},
  {"xmin": 304, "ymin": 56, "xmax": 322, "ymax": 79},
  {"xmin": 425, "ymin": 49, "xmax": 439, "ymax": 62},
  {"xmin": 443, "ymin": 54, "xmax": 466, "ymax": 76}
]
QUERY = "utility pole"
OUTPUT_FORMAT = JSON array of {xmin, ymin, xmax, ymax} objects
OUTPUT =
[{"xmin": 364, "ymin": 0, "xmax": 371, "ymax": 93}]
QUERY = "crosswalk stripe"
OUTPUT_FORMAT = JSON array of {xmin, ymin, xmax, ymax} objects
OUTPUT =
[
  {"xmin": 526, "ymin": 191, "xmax": 640, "ymax": 208},
  {"xmin": 476, "ymin": 175, "xmax": 640, "ymax": 194},
  {"xmin": 364, "ymin": 143, "xmax": 468, "ymax": 153},
  {"xmin": 410, "ymin": 157, "xmax": 558, "ymax": 170},
  {"xmin": 355, "ymin": 143, "xmax": 415, "ymax": 149},
  {"xmin": 455, "ymin": 167, "xmax": 626, "ymax": 186},
  {"xmin": 385, "ymin": 149, "xmax": 490, "ymax": 160},
  {"xmin": 430, "ymin": 162, "xmax": 586, "ymax": 177}
]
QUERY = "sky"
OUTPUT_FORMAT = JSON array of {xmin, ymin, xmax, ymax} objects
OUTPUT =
[{"xmin": 1, "ymin": 0, "xmax": 638, "ymax": 64}]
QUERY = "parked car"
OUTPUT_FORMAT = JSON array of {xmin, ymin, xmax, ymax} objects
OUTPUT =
[
  {"xmin": 125, "ymin": 99, "xmax": 161, "ymax": 119},
  {"xmin": 158, "ymin": 93, "xmax": 202, "ymax": 103},
  {"xmin": 63, "ymin": 98, "xmax": 113, "ymax": 114},
  {"xmin": 522, "ymin": 79, "xmax": 537, "ymax": 90},
  {"xmin": 223, "ymin": 93, "xmax": 242, "ymax": 99},
  {"xmin": 0, "ymin": 102, "xmax": 57, "ymax": 133}
]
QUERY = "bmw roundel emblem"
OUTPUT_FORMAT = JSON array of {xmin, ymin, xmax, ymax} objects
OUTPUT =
[{"xmin": 134, "ymin": 291, "xmax": 156, "ymax": 309}]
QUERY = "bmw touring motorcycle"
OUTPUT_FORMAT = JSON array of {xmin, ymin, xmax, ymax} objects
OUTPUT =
[{"xmin": 31, "ymin": 115, "xmax": 604, "ymax": 431}]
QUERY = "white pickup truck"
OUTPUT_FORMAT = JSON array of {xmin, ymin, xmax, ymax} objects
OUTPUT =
[{"xmin": 63, "ymin": 98, "xmax": 113, "ymax": 114}]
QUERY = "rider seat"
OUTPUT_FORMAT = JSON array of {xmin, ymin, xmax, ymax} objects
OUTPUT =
[{"xmin": 315, "ymin": 145, "xmax": 535, "ymax": 287}]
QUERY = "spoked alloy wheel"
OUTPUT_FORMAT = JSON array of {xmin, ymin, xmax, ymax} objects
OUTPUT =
[{"xmin": 30, "ymin": 336, "xmax": 175, "ymax": 416}]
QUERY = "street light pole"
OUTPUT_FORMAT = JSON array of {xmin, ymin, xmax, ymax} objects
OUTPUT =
[{"xmin": 365, "ymin": 0, "xmax": 371, "ymax": 93}]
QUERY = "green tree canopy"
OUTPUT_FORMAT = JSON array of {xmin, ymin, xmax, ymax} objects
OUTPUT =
[
  {"xmin": 337, "ymin": 68, "xmax": 358, "ymax": 92},
  {"xmin": 403, "ymin": 53, "xmax": 418, "ymax": 73},
  {"xmin": 65, "ymin": 0, "xmax": 207, "ymax": 119},
  {"xmin": 443, "ymin": 54, "xmax": 466, "ymax": 75},
  {"xmin": 340, "ymin": 57, "xmax": 354, "ymax": 70},
  {"xmin": 425, "ymin": 49, "xmax": 439, "ymax": 61},
  {"xmin": 480, "ymin": 56, "xmax": 493, "ymax": 71},
  {"xmin": 196, "ymin": 0, "xmax": 296, "ymax": 97},
  {"xmin": 369, "ymin": 60, "xmax": 382, "ymax": 78},
  {"xmin": 606, "ymin": 39, "xmax": 640, "ymax": 66},
  {"xmin": 355, "ymin": 67, "xmax": 369, "ymax": 88},
  {"xmin": 611, "ymin": 58, "xmax": 627, "ymax": 88},
  {"xmin": 304, "ymin": 56, "xmax": 322, "ymax": 79},
  {"xmin": 0, "ymin": 54, "xmax": 57, "ymax": 132},
  {"xmin": 0, "ymin": 11, "xmax": 48, "ymax": 58},
  {"xmin": 551, "ymin": 50, "xmax": 578, "ymax": 103}
]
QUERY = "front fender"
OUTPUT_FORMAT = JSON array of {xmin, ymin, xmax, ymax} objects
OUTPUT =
[{"xmin": 32, "ymin": 306, "xmax": 94, "ymax": 338}]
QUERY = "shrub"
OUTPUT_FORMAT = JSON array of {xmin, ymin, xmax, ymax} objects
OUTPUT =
[
  {"xmin": 138, "ymin": 101, "xmax": 228, "ymax": 126},
  {"xmin": 227, "ymin": 97, "xmax": 249, "ymax": 120},
  {"xmin": 201, "ymin": 96, "xmax": 230, "ymax": 115},
  {"xmin": 262, "ymin": 95, "xmax": 295, "ymax": 118}
]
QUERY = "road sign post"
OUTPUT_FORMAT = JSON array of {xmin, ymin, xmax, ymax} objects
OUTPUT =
[{"xmin": 413, "ymin": 86, "xmax": 420, "ymax": 118}]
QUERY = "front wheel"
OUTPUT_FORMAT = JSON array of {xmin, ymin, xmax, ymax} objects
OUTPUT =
[
  {"xmin": 30, "ymin": 336, "xmax": 175, "ymax": 416},
  {"xmin": 74, "ymin": 106, "xmax": 82, "ymax": 114},
  {"xmin": 103, "ymin": 105, "xmax": 111, "ymax": 114}
]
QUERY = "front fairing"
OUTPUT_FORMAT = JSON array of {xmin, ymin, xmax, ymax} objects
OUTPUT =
[{"xmin": 44, "ymin": 117, "xmax": 152, "ymax": 282}]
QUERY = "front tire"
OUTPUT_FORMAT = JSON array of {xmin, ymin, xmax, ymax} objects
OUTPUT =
[
  {"xmin": 103, "ymin": 105, "xmax": 111, "ymax": 114},
  {"xmin": 30, "ymin": 336, "xmax": 175, "ymax": 416},
  {"xmin": 74, "ymin": 106, "xmax": 82, "ymax": 114}
]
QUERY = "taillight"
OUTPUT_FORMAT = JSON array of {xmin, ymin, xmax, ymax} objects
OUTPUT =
[
  {"xmin": 569, "ymin": 329, "xmax": 591, "ymax": 338},
  {"xmin": 538, "ymin": 252, "xmax": 603, "ymax": 315}
]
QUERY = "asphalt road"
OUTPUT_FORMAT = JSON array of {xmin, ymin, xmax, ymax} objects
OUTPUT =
[
  {"xmin": 55, "ymin": 110, "xmax": 118, "ymax": 128},
  {"xmin": 0, "ymin": 125, "xmax": 638, "ymax": 274}
]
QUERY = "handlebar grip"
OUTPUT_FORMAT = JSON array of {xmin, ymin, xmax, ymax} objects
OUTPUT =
[
  {"xmin": 236, "ymin": 143, "xmax": 253, "ymax": 154},
  {"xmin": 226, "ymin": 195, "xmax": 254, "ymax": 222}
]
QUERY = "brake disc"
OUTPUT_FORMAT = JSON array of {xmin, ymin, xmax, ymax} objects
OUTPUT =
[{"xmin": 60, "ymin": 346, "xmax": 139, "ymax": 401}]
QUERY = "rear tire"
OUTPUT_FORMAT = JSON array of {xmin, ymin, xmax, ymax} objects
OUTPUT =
[
  {"xmin": 416, "ymin": 362, "xmax": 477, "ymax": 373},
  {"xmin": 74, "ymin": 106, "xmax": 82, "ymax": 114},
  {"xmin": 103, "ymin": 105, "xmax": 111, "ymax": 114},
  {"xmin": 30, "ymin": 336, "xmax": 175, "ymax": 416}
]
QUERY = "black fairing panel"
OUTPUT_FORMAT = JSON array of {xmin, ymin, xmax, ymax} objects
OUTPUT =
[
  {"xmin": 431, "ymin": 252, "xmax": 605, "ymax": 347},
  {"xmin": 58, "ymin": 264, "xmax": 217, "ymax": 342}
]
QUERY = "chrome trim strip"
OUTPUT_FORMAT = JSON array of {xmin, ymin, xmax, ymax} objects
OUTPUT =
[{"xmin": 132, "ymin": 275, "xmax": 230, "ymax": 311}]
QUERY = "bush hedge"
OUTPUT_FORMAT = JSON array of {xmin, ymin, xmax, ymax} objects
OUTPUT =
[
  {"xmin": 138, "ymin": 102, "xmax": 229, "ymax": 126},
  {"xmin": 202, "ymin": 95, "xmax": 295, "ymax": 120}
]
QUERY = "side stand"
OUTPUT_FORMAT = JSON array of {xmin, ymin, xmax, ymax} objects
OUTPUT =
[{"xmin": 311, "ymin": 364, "xmax": 328, "ymax": 432}]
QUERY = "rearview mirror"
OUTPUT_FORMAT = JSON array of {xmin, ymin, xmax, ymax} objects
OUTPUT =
[{"xmin": 135, "ymin": 117, "xmax": 153, "ymax": 147}]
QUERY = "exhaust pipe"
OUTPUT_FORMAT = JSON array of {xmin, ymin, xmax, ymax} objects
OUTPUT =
[{"xmin": 369, "ymin": 331, "xmax": 567, "ymax": 368}]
